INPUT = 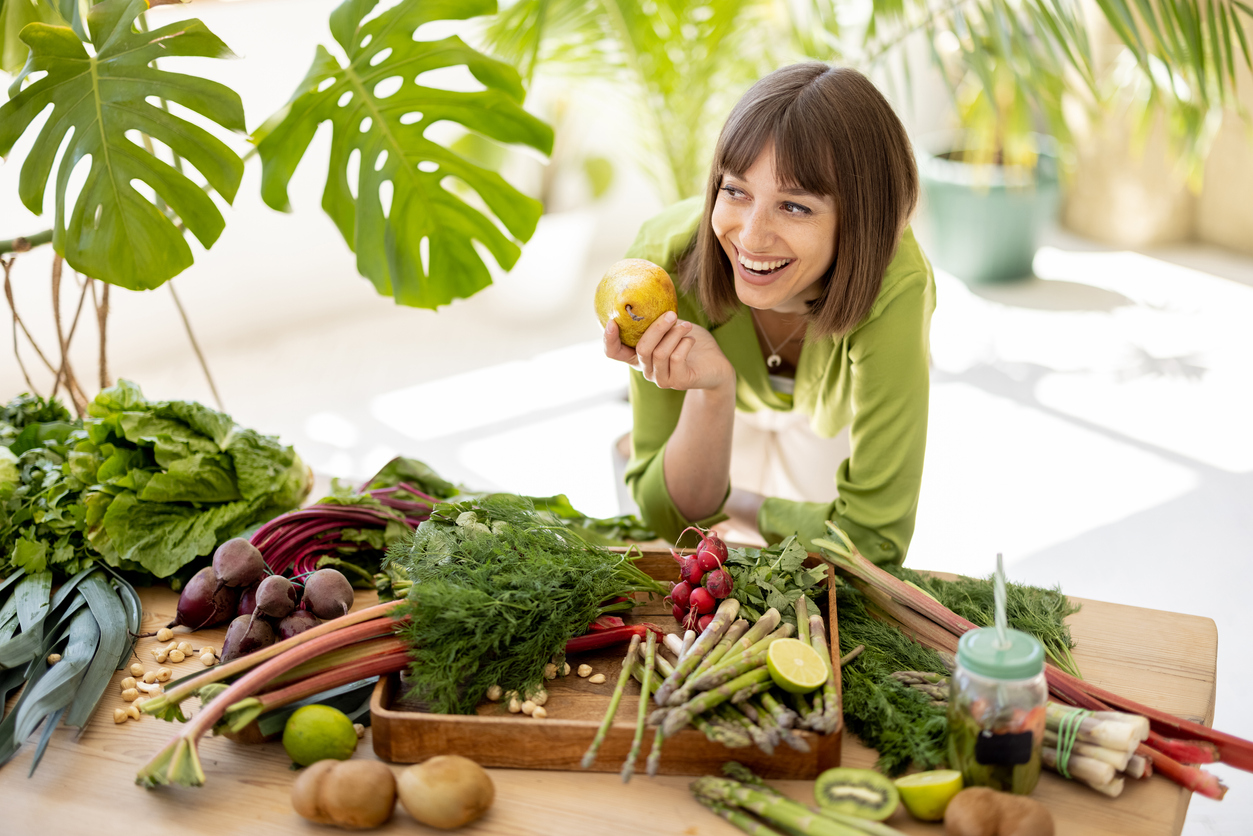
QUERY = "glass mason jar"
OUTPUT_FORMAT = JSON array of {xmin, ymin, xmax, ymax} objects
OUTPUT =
[{"xmin": 946, "ymin": 626, "xmax": 1048, "ymax": 795}]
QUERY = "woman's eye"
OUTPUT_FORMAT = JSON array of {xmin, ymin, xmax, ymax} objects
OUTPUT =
[
  {"xmin": 719, "ymin": 185, "xmax": 744, "ymax": 199},
  {"xmin": 783, "ymin": 201, "xmax": 811, "ymax": 215}
]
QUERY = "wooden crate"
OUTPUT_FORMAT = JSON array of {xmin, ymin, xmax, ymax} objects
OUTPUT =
[{"xmin": 370, "ymin": 548, "xmax": 842, "ymax": 778}]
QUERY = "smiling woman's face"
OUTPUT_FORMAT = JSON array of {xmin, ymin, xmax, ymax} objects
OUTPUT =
[{"xmin": 710, "ymin": 142, "xmax": 838, "ymax": 314}]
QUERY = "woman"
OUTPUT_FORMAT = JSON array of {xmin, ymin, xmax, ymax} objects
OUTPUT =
[{"xmin": 603, "ymin": 63, "xmax": 935, "ymax": 565}]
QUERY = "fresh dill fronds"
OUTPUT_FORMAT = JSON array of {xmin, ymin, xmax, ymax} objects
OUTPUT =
[{"xmin": 384, "ymin": 495, "xmax": 664, "ymax": 715}]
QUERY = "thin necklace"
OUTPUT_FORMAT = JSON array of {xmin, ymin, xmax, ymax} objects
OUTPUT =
[{"xmin": 751, "ymin": 310, "xmax": 807, "ymax": 370}]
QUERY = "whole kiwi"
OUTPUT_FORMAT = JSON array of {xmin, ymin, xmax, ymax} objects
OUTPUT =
[{"xmin": 814, "ymin": 767, "xmax": 901, "ymax": 821}]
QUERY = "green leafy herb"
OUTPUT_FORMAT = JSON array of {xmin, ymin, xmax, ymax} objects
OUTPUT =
[
  {"xmin": 386, "ymin": 495, "xmax": 664, "ymax": 715},
  {"xmin": 723, "ymin": 536, "xmax": 826, "ymax": 628}
]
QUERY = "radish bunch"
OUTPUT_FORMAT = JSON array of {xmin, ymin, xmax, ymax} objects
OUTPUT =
[{"xmin": 665, "ymin": 527, "xmax": 733, "ymax": 631}]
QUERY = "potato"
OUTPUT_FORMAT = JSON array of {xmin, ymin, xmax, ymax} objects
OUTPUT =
[
  {"xmin": 945, "ymin": 787, "xmax": 1054, "ymax": 836},
  {"xmin": 397, "ymin": 755, "xmax": 495, "ymax": 830},
  {"xmin": 291, "ymin": 759, "xmax": 396, "ymax": 830}
]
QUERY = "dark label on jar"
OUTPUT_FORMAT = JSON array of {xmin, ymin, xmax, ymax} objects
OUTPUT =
[{"xmin": 974, "ymin": 729, "xmax": 1034, "ymax": 766}]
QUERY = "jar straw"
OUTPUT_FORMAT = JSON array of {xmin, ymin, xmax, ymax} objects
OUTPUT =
[{"xmin": 994, "ymin": 552, "xmax": 1009, "ymax": 651}]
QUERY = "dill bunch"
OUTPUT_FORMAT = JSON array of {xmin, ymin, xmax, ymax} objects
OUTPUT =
[
  {"xmin": 890, "ymin": 565, "xmax": 1082, "ymax": 677},
  {"xmin": 385, "ymin": 494, "xmax": 664, "ymax": 715},
  {"xmin": 836, "ymin": 582, "xmax": 951, "ymax": 775}
]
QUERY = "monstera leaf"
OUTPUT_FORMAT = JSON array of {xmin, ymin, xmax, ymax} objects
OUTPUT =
[
  {"xmin": 0, "ymin": 0, "xmax": 244, "ymax": 290},
  {"xmin": 255, "ymin": 0, "xmax": 553, "ymax": 309},
  {"xmin": 0, "ymin": 0, "xmax": 61, "ymax": 74}
]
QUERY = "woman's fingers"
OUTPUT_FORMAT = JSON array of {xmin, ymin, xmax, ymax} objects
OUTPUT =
[
  {"xmin": 633, "ymin": 311, "xmax": 679, "ymax": 380},
  {"xmin": 650, "ymin": 319, "xmax": 693, "ymax": 388},
  {"xmin": 602, "ymin": 320, "xmax": 639, "ymax": 366}
]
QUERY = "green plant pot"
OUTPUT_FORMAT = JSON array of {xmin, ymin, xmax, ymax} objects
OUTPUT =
[{"xmin": 918, "ymin": 139, "xmax": 1061, "ymax": 284}]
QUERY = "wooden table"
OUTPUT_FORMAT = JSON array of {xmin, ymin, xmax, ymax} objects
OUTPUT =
[{"xmin": 0, "ymin": 585, "xmax": 1217, "ymax": 836}]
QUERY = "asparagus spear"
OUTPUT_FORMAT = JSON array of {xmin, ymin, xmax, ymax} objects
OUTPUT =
[
  {"xmin": 581, "ymin": 633, "xmax": 641, "ymax": 769},
  {"xmin": 693, "ymin": 792, "xmax": 789, "ymax": 836},
  {"xmin": 654, "ymin": 598, "xmax": 740, "ymax": 705},
  {"xmin": 731, "ymin": 679, "xmax": 774, "ymax": 705},
  {"xmin": 809, "ymin": 614, "xmax": 842, "ymax": 735},
  {"xmin": 795, "ymin": 595, "xmax": 811, "ymax": 646},
  {"xmin": 621, "ymin": 630, "xmax": 656, "ymax": 782},
  {"xmin": 707, "ymin": 607, "xmax": 781, "ymax": 670},
  {"xmin": 688, "ymin": 618, "xmax": 750, "ymax": 681},
  {"xmin": 721, "ymin": 764, "xmax": 908, "ymax": 836},
  {"xmin": 684, "ymin": 624, "xmax": 795, "ymax": 694},
  {"xmin": 663, "ymin": 667, "xmax": 773, "ymax": 737}
]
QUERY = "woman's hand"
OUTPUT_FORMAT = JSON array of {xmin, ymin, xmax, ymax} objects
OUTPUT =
[{"xmin": 603, "ymin": 312, "xmax": 734, "ymax": 393}]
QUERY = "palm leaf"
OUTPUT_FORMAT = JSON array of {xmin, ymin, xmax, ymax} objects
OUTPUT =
[
  {"xmin": 0, "ymin": 0, "xmax": 245, "ymax": 290},
  {"xmin": 255, "ymin": 0, "xmax": 552, "ymax": 310}
]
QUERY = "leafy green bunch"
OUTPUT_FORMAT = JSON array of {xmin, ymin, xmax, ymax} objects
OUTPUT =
[
  {"xmin": 1, "ymin": 382, "xmax": 309, "ymax": 582},
  {"xmin": 386, "ymin": 494, "xmax": 664, "ymax": 715},
  {"xmin": 723, "ymin": 536, "xmax": 827, "ymax": 629}
]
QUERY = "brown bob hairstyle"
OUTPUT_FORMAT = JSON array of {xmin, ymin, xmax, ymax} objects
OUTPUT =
[{"xmin": 681, "ymin": 63, "xmax": 919, "ymax": 338}]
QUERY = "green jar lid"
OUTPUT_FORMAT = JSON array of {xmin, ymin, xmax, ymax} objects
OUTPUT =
[{"xmin": 957, "ymin": 627, "xmax": 1044, "ymax": 680}]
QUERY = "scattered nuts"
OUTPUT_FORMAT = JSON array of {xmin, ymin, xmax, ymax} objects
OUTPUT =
[
  {"xmin": 543, "ymin": 663, "xmax": 557, "ymax": 680},
  {"xmin": 485, "ymin": 684, "xmax": 503, "ymax": 702},
  {"xmin": 130, "ymin": 663, "xmax": 144, "ymax": 677},
  {"xmin": 561, "ymin": 662, "xmax": 571, "ymax": 676},
  {"xmin": 121, "ymin": 688, "xmax": 139, "ymax": 702},
  {"xmin": 113, "ymin": 708, "xmax": 127, "ymax": 724},
  {"xmin": 202, "ymin": 645, "xmax": 218, "ymax": 658},
  {"xmin": 176, "ymin": 641, "xmax": 194, "ymax": 655},
  {"xmin": 156, "ymin": 627, "xmax": 174, "ymax": 643},
  {"xmin": 507, "ymin": 697, "xmax": 522, "ymax": 714},
  {"xmin": 588, "ymin": 674, "xmax": 607, "ymax": 685},
  {"xmin": 136, "ymin": 681, "xmax": 163, "ymax": 694},
  {"xmin": 200, "ymin": 652, "xmax": 216, "ymax": 666},
  {"xmin": 155, "ymin": 650, "xmax": 169, "ymax": 664},
  {"xmin": 531, "ymin": 689, "xmax": 549, "ymax": 707},
  {"xmin": 353, "ymin": 723, "xmax": 366, "ymax": 739},
  {"xmin": 120, "ymin": 677, "xmax": 137, "ymax": 691},
  {"xmin": 47, "ymin": 653, "xmax": 62, "ymax": 664},
  {"xmin": 577, "ymin": 664, "xmax": 593, "ymax": 678},
  {"xmin": 142, "ymin": 671, "xmax": 158, "ymax": 684},
  {"xmin": 156, "ymin": 667, "xmax": 172, "ymax": 682},
  {"xmin": 521, "ymin": 700, "xmax": 536, "ymax": 716},
  {"xmin": 532, "ymin": 706, "xmax": 548, "ymax": 720},
  {"xmin": 125, "ymin": 705, "xmax": 141, "ymax": 721},
  {"xmin": 168, "ymin": 649, "xmax": 186, "ymax": 664}
]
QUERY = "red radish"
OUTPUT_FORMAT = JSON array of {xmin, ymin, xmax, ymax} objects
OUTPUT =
[
  {"xmin": 671, "ymin": 549, "xmax": 704, "ymax": 586},
  {"xmin": 695, "ymin": 533, "xmax": 728, "ymax": 571},
  {"xmin": 689, "ymin": 586, "xmax": 715, "ymax": 615},
  {"xmin": 671, "ymin": 602, "xmax": 686, "ymax": 622},
  {"xmin": 668, "ymin": 580, "xmax": 693, "ymax": 610},
  {"xmin": 705, "ymin": 568, "xmax": 733, "ymax": 599},
  {"xmin": 697, "ymin": 614, "xmax": 715, "ymax": 631}
]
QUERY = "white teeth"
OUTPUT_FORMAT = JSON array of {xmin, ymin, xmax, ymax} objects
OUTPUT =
[{"xmin": 738, "ymin": 254, "xmax": 790, "ymax": 272}]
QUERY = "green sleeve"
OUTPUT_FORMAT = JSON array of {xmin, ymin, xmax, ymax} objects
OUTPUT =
[{"xmin": 757, "ymin": 271, "xmax": 934, "ymax": 565}]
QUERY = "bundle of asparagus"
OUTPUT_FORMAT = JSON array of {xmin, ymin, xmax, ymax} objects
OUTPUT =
[
  {"xmin": 692, "ymin": 762, "xmax": 909, "ymax": 836},
  {"xmin": 893, "ymin": 672, "xmax": 1153, "ymax": 797},
  {"xmin": 580, "ymin": 597, "xmax": 843, "ymax": 781}
]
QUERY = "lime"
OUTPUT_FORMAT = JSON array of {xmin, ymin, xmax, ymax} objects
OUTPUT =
[
  {"xmin": 765, "ymin": 638, "xmax": 827, "ymax": 694},
  {"xmin": 282, "ymin": 704, "xmax": 358, "ymax": 767},
  {"xmin": 893, "ymin": 769, "xmax": 963, "ymax": 821}
]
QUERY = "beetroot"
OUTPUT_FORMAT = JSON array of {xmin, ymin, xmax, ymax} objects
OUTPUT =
[
  {"xmin": 302, "ymin": 568, "xmax": 354, "ymax": 620},
  {"xmin": 168, "ymin": 567, "xmax": 239, "ymax": 630},
  {"xmin": 236, "ymin": 582, "xmax": 260, "ymax": 618},
  {"xmin": 253, "ymin": 574, "xmax": 298, "ymax": 621},
  {"xmin": 705, "ymin": 568, "xmax": 733, "ymax": 600},
  {"xmin": 668, "ymin": 580, "xmax": 693, "ymax": 610},
  {"xmin": 212, "ymin": 538, "xmax": 267, "ymax": 589},
  {"xmin": 220, "ymin": 614, "xmax": 276, "ymax": 664},
  {"xmin": 277, "ymin": 609, "xmax": 320, "ymax": 640}
]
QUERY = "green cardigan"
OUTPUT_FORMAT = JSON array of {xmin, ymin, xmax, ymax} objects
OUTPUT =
[{"xmin": 622, "ymin": 197, "xmax": 936, "ymax": 565}]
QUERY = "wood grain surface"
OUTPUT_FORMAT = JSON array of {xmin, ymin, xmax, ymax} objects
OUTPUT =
[{"xmin": 0, "ymin": 582, "xmax": 1218, "ymax": 836}]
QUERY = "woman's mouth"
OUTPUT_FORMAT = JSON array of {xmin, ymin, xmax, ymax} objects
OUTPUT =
[{"xmin": 737, "ymin": 253, "xmax": 792, "ymax": 277}]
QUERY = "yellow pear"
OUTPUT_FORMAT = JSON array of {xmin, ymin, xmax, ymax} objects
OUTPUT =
[{"xmin": 594, "ymin": 259, "xmax": 678, "ymax": 347}]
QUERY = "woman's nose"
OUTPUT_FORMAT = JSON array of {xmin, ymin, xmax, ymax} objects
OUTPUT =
[{"xmin": 739, "ymin": 205, "xmax": 774, "ymax": 251}]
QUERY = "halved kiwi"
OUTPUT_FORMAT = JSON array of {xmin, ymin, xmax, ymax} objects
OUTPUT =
[{"xmin": 813, "ymin": 767, "xmax": 900, "ymax": 821}]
